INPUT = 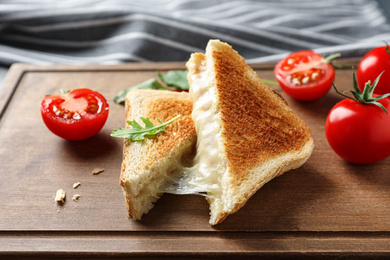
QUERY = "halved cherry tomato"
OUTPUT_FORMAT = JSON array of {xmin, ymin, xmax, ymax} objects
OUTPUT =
[
  {"xmin": 274, "ymin": 50, "xmax": 336, "ymax": 101},
  {"xmin": 357, "ymin": 45, "xmax": 390, "ymax": 94},
  {"xmin": 41, "ymin": 89, "xmax": 109, "ymax": 141}
]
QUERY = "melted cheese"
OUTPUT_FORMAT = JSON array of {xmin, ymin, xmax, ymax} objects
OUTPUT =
[{"xmin": 164, "ymin": 58, "xmax": 227, "ymax": 216}]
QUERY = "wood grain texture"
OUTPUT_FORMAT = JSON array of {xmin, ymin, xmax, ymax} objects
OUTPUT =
[{"xmin": 1, "ymin": 62, "xmax": 390, "ymax": 258}]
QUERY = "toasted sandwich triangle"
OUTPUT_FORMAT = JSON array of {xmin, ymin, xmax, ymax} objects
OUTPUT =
[
  {"xmin": 186, "ymin": 40, "xmax": 314, "ymax": 225},
  {"xmin": 119, "ymin": 89, "xmax": 197, "ymax": 220}
]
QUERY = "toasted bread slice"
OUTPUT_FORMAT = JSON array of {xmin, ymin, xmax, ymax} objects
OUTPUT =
[
  {"xmin": 119, "ymin": 89, "xmax": 196, "ymax": 220},
  {"xmin": 186, "ymin": 40, "xmax": 314, "ymax": 225}
]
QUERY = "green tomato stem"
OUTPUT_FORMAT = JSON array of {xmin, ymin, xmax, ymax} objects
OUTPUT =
[
  {"xmin": 323, "ymin": 53, "xmax": 341, "ymax": 63},
  {"xmin": 331, "ymin": 70, "xmax": 390, "ymax": 115},
  {"xmin": 385, "ymin": 41, "xmax": 390, "ymax": 56}
]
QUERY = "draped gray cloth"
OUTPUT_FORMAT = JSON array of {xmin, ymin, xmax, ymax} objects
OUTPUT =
[{"xmin": 0, "ymin": 0, "xmax": 389, "ymax": 68}]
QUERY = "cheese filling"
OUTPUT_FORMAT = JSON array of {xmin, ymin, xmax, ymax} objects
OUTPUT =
[{"xmin": 164, "ymin": 57, "xmax": 227, "ymax": 215}]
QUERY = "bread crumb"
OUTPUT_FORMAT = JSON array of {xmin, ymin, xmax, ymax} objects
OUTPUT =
[
  {"xmin": 73, "ymin": 182, "xmax": 81, "ymax": 189},
  {"xmin": 92, "ymin": 168, "xmax": 104, "ymax": 175},
  {"xmin": 72, "ymin": 194, "xmax": 81, "ymax": 202},
  {"xmin": 55, "ymin": 189, "xmax": 66, "ymax": 204}
]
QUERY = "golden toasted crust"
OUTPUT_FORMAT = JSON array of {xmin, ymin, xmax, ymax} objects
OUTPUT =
[
  {"xmin": 145, "ymin": 96, "xmax": 195, "ymax": 161},
  {"xmin": 208, "ymin": 40, "xmax": 312, "ymax": 177}
]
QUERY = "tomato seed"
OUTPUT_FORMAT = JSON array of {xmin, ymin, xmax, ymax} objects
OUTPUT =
[
  {"xmin": 86, "ymin": 104, "xmax": 99, "ymax": 114},
  {"xmin": 73, "ymin": 112, "xmax": 81, "ymax": 120},
  {"xmin": 288, "ymin": 68, "xmax": 324, "ymax": 86},
  {"xmin": 48, "ymin": 95, "xmax": 101, "ymax": 118}
]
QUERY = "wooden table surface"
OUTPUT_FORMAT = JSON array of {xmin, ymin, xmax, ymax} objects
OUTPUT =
[{"xmin": 1, "ymin": 62, "xmax": 390, "ymax": 259}]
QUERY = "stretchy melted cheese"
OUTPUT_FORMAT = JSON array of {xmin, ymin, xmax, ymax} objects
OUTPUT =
[{"xmin": 164, "ymin": 55, "xmax": 227, "ymax": 218}]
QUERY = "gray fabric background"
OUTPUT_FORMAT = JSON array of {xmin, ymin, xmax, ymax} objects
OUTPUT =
[{"xmin": 0, "ymin": 0, "xmax": 389, "ymax": 85}]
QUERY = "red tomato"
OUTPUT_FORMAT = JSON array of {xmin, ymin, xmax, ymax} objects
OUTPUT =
[
  {"xmin": 325, "ymin": 95, "xmax": 390, "ymax": 164},
  {"xmin": 357, "ymin": 45, "xmax": 390, "ymax": 94},
  {"xmin": 274, "ymin": 50, "xmax": 336, "ymax": 101},
  {"xmin": 41, "ymin": 89, "xmax": 109, "ymax": 141}
]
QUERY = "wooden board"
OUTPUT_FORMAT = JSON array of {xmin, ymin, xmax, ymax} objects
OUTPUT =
[{"xmin": 1, "ymin": 62, "xmax": 390, "ymax": 258}]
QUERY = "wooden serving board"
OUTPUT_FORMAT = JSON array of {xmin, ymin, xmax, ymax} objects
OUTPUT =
[{"xmin": 1, "ymin": 63, "xmax": 390, "ymax": 258}]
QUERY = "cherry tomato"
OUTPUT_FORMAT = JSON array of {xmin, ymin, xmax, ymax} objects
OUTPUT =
[
  {"xmin": 274, "ymin": 50, "xmax": 336, "ymax": 101},
  {"xmin": 41, "ymin": 89, "xmax": 109, "ymax": 141},
  {"xmin": 357, "ymin": 45, "xmax": 390, "ymax": 95},
  {"xmin": 326, "ymin": 96, "xmax": 390, "ymax": 165}
]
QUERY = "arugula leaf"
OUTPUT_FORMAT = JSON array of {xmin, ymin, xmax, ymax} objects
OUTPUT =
[
  {"xmin": 110, "ymin": 114, "xmax": 181, "ymax": 141},
  {"xmin": 113, "ymin": 70, "xmax": 190, "ymax": 105},
  {"xmin": 158, "ymin": 70, "xmax": 189, "ymax": 90},
  {"xmin": 113, "ymin": 79, "xmax": 166, "ymax": 105}
]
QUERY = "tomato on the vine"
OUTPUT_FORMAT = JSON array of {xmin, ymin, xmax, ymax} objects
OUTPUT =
[
  {"xmin": 41, "ymin": 88, "xmax": 109, "ymax": 141},
  {"xmin": 357, "ymin": 44, "xmax": 390, "ymax": 95},
  {"xmin": 274, "ymin": 50, "xmax": 339, "ymax": 101},
  {"xmin": 325, "ymin": 72, "xmax": 390, "ymax": 164}
]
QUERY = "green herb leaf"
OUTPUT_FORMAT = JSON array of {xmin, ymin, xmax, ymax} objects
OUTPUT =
[
  {"xmin": 260, "ymin": 79, "xmax": 279, "ymax": 86},
  {"xmin": 113, "ymin": 79, "xmax": 166, "ymax": 105},
  {"xmin": 110, "ymin": 114, "xmax": 182, "ymax": 141},
  {"xmin": 59, "ymin": 89, "xmax": 70, "ymax": 95},
  {"xmin": 158, "ymin": 70, "xmax": 189, "ymax": 90}
]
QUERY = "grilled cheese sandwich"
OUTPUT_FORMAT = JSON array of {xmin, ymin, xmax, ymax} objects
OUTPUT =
[{"xmin": 119, "ymin": 39, "xmax": 314, "ymax": 225}]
